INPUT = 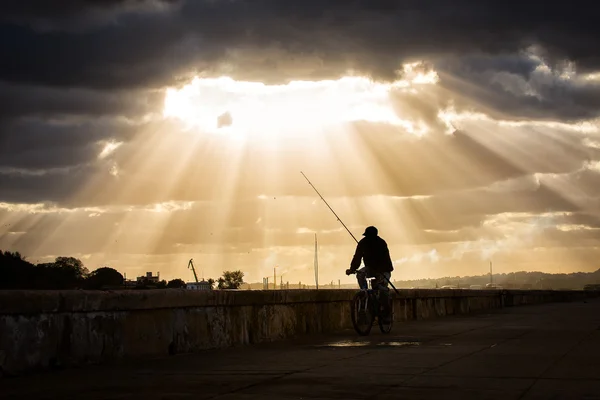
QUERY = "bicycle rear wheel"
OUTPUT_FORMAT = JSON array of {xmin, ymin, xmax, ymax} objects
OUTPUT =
[
  {"xmin": 351, "ymin": 291, "xmax": 374, "ymax": 336},
  {"xmin": 378, "ymin": 294, "xmax": 394, "ymax": 334}
]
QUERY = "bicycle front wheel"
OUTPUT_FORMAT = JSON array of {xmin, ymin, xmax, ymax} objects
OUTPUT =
[{"xmin": 351, "ymin": 291, "xmax": 375, "ymax": 336}]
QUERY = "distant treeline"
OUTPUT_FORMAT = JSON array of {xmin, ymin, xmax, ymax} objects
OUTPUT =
[
  {"xmin": 392, "ymin": 269, "xmax": 600, "ymax": 290},
  {"xmin": 6, "ymin": 248, "xmax": 595, "ymax": 291},
  {"xmin": 0, "ymin": 250, "xmax": 245, "ymax": 290},
  {"xmin": 0, "ymin": 250, "xmax": 125, "ymax": 290}
]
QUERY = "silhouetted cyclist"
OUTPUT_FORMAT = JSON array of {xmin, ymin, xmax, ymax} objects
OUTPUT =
[{"xmin": 346, "ymin": 226, "xmax": 394, "ymax": 323}]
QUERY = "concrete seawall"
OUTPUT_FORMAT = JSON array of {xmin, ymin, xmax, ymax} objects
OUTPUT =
[{"xmin": 0, "ymin": 289, "xmax": 596, "ymax": 375}]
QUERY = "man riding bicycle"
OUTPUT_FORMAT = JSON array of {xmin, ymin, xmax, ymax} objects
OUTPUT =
[{"xmin": 346, "ymin": 226, "xmax": 394, "ymax": 323}]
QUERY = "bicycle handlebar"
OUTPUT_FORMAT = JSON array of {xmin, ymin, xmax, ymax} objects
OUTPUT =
[{"xmin": 346, "ymin": 268, "xmax": 400, "ymax": 295}]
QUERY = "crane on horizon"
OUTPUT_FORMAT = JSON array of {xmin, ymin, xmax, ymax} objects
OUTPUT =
[{"xmin": 188, "ymin": 258, "xmax": 199, "ymax": 283}]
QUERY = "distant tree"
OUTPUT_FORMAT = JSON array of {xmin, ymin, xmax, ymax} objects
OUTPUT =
[
  {"xmin": 85, "ymin": 267, "xmax": 124, "ymax": 289},
  {"xmin": 217, "ymin": 270, "xmax": 244, "ymax": 289},
  {"xmin": 167, "ymin": 278, "xmax": 186, "ymax": 288},
  {"xmin": 207, "ymin": 278, "xmax": 216, "ymax": 289},
  {"xmin": 54, "ymin": 257, "xmax": 89, "ymax": 278},
  {"xmin": 0, "ymin": 250, "xmax": 35, "ymax": 289},
  {"xmin": 49, "ymin": 256, "xmax": 88, "ymax": 289},
  {"xmin": 2, "ymin": 250, "xmax": 24, "ymax": 261}
]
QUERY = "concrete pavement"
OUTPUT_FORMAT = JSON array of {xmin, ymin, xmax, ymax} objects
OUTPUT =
[{"xmin": 3, "ymin": 299, "xmax": 600, "ymax": 399}]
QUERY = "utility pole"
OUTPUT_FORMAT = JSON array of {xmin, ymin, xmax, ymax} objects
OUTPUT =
[
  {"xmin": 314, "ymin": 233, "xmax": 319, "ymax": 290},
  {"xmin": 274, "ymin": 266, "xmax": 277, "ymax": 290}
]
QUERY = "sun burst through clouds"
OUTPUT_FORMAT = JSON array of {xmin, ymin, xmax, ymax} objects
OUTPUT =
[{"xmin": 163, "ymin": 64, "xmax": 440, "ymax": 138}]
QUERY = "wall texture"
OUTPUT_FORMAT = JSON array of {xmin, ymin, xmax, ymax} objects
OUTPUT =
[{"xmin": 0, "ymin": 289, "xmax": 596, "ymax": 375}]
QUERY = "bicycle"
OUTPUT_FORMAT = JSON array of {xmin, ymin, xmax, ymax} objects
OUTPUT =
[{"xmin": 349, "ymin": 274, "xmax": 394, "ymax": 336}]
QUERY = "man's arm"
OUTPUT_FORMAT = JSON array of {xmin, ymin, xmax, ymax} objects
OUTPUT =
[{"xmin": 349, "ymin": 241, "xmax": 364, "ymax": 272}]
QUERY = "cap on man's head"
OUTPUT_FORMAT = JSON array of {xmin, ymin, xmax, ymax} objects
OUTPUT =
[{"xmin": 363, "ymin": 226, "xmax": 378, "ymax": 237}]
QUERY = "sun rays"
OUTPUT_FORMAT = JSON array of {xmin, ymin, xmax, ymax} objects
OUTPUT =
[{"xmin": 2, "ymin": 58, "xmax": 600, "ymax": 283}]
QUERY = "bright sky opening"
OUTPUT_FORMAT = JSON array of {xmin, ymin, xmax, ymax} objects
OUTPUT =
[{"xmin": 163, "ymin": 64, "xmax": 439, "ymax": 138}]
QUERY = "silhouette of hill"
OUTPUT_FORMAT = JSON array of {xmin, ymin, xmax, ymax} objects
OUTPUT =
[
  {"xmin": 243, "ymin": 269, "xmax": 600, "ymax": 290},
  {"xmin": 390, "ymin": 269, "xmax": 600, "ymax": 290}
]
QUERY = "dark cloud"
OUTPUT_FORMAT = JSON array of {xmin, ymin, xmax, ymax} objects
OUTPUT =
[
  {"xmin": 439, "ymin": 53, "xmax": 600, "ymax": 122},
  {"xmin": 0, "ymin": 83, "xmax": 158, "ymax": 180},
  {"xmin": 0, "ymin": 21, "xmax": 196, "ymax": 90},
  {"xmin": 2, "ymin": 0, "xmax": 171, "ymax": 17},
  {"xmin": 0, "ymin": 164, "xmax": 97, "ymax": 203},
  {"xmin": 0, "ymin": 83, "xmax": 162, "ymax": 120},
  {"xmin": 0, "ymin": 118, "xmax": 143, "ymax": 169},
  {"xmin": 1, "ymin": 0, "xmax": 600, "ymax": 89},
  {"xmin": 1, "ymin": 1, "xmax": 179, "ymax": 31}
]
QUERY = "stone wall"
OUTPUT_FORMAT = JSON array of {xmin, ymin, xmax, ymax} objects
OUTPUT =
[{"xmin": 0, "ymin": 289, "xmax": 596, "ymax": 375}]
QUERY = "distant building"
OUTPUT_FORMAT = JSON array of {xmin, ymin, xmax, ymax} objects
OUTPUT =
[
  {"xmin": 137, "ymin": 272, "xmax": 160, "ymax": 286},
  {"xmin": 186, "ymin": 280, "xmax": 212, "ymax": 290}
]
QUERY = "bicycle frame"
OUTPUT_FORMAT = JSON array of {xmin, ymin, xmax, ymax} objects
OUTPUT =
[
  {"xmin": 351, "ymin": 277, "xmax": 394, "ymax": 335},
  {"xmin": 359, "ymin": 278, "xmax": 385, "ymax": 315}
]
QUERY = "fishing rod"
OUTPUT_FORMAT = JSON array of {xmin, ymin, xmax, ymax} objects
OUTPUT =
[
  {"xmin": 300, "ymin": 171, "xmax": 400, "ymax": 294},
  {"xmin": 300, "ymin": 171, "xmax": 358, "ymax": 243}
]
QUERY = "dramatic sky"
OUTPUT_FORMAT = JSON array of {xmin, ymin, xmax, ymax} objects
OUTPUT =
[{"xmin": 1, "ymin": 0, "xmax": 600, "ymax": 284}]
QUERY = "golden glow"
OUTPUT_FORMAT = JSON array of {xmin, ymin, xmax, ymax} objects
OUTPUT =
[
  {"xmin": 109, "ymin": 162, "xmax": 120, "ymax": 177},
  {"xmin": 401, "ymin": 62, "xmax": 440, "ymax": 84},
  {"xmin": 438, "ymin": 107, "xmax": 599, "ymax": 133},
  {"xmin": 98, "ymin": 140, "xmax": 123, "ymax": 159},
  {"xmin": 4, "ymin": 58, "xmax": 600, "ymax": 284},
  {"xmin": 556, "ymin": 224, "xmax": 595, "ymax": 232},
  {"xmin": 163, "ymin": 68, "xmax": 439, "ymax": 138},
  {"xmin": 0, "ymin": 202, "xmax": 105, "ymax": 214},
  {"xmin": 583, "ymin": 72, "xmax": 600, "ymax": 81},
  {"xmin": 146, "ymin": 201, "xmax": 194, "ymax": 213}
]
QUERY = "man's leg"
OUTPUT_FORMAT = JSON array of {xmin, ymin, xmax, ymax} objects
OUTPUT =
[
  {"xmin": 356, "ymin": 267, "xmax": 368, "ymax": 290},
  {"xmin": 378, "ymin": 272, "xmax": 392, "ymax": 323},
  {"xmin": 355, "ymin": 268, "xmax": 370, "ymax": 324}
]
